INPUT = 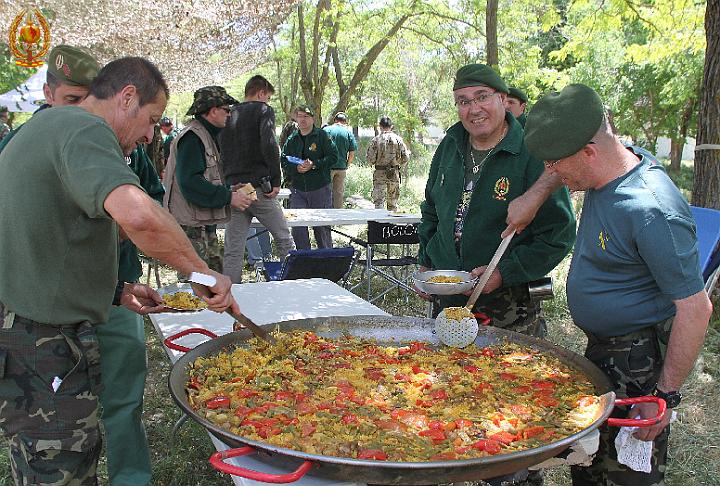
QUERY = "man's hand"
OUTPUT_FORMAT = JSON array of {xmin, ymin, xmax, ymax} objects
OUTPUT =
[
  {"xmin": 231, "ymin": 189, "xmax": 255, "ymax": 210},
  {"xmin": 297, "ymin": 159, "xmax": 313, "ymax": 173},
  {"xmin": 503, "ymin": 192, "xmax": 541, "ymax": 237},
  {"xmin": 464, "ymin": 266, "xmax": 502, "ymax": 295},
  {"xmin": 631, "ymin": 402, "xmax": 671, "ymax": 442},
  {"xmin": 264, "ymin": 186, "xmax": 280, "ymax": 199},
  {"xmin": 201, "ymin": 271, "xmax": 240, "ymax": 314},
  {"xmin": 413, "ymin": 265, "xmax": 434, "ymax": 301},
  {"xmin": 120, "ymin": 283, "xmax": 165, "ymax": 314}
]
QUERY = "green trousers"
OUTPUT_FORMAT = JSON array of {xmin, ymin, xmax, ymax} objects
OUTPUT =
[{"xmin": 96, "ymin": 306, "xmax": 151, "ymax": 486}]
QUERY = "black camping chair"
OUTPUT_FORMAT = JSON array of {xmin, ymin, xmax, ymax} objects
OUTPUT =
[{"xmin": 258, "ymin": 247, "xmax": 357, "ymax": 287}]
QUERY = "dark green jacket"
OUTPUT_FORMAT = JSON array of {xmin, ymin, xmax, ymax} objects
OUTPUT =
[
  {"xmin": 119, "ymin": 145, "xmax": 165, "ymax": 283},
  {"xmin": 323, "ymin": 124, "xmax": 357, "ymax": 170},
  {"xmin": 281, "ymin": 127, "xmax": 338, "ymax": 191},
  {"xmin": 418, "ymin": 113, "xmax": 576, "ymax": 307},
  {"xmin": 175, "ymin": 116, "xmax": 231, "ymax": 208},
  {"xmin": 516, "ymin": 112, "xmax": 527, "ymax": 128}
]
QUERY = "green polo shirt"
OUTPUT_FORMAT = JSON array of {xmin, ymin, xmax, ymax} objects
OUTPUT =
[
  {"xmin": 323, "ymin": 123, "xmax": 357, "ymax": 170},
  {"xmin": 0, "ymin": 106, "xmax": 141, "ymax": 325}
]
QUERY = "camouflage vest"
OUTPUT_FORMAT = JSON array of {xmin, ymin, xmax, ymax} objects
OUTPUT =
[{"xmin": 163, "ymin": 119, "xmax": 230, "ymax": 226}]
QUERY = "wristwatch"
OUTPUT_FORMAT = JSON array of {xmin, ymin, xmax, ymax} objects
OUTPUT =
[{"xmin": 653, "ymin": 387, "xmax": 682, "ymax": 408}]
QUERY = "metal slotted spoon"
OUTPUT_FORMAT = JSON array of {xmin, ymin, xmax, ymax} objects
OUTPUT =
[{"xmin": 435, "ymin": 232, "xmax": 515, "ymax": 348}]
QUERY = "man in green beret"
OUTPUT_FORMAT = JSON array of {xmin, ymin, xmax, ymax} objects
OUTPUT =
[
  {"xmin": 0, "ymin": 44, "xmax": 100, "ymax": 153},
  {"xmin": 164, "ymin": 85, "xmax": 256, "ymax": 276},
  {"xmin": 281, "ymin": 105, "xmax": 339, "ymax": 249},
  {"xmin": 505, "ymin": 86, "xmax": 528, "ymax": 127},
  {"xmin": 0, "ymin": 56, "xmax": 239, "ymax": 485},
  {"xmin": 416, "ymin": 62, "xmax": 574, "ymax": 335},
  {"xmin": 524, "ymin": 83, "xmax": 711, "ymax": 486}
]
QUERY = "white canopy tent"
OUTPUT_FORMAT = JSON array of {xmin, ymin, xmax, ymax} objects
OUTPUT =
[{"xmin": 0, "ymin": 65, "xmax": 46, "ymax": 113}]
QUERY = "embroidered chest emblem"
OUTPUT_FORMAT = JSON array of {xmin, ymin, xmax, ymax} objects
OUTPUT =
[
  {"xmin": 309, "ymin": 142, "xmax": 317, "ymax": 152},
  {"xmin": 598, "ymin": 231, "xmax": 609, "ymax": 251},
  {"xmin": 493, "ymin": 177, "xmax": 510, "ymax": 200}
]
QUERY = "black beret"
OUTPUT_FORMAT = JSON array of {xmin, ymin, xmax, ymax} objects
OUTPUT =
[
  {"xmin": 524, "ymin": 84, "xmax": 604, "ymax": 161},
  {"xmin": 453, "ymin": 64, "xmax": 509, "ymax": 93}
]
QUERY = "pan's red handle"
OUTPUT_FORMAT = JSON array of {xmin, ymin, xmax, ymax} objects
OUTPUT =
[
  {"xmin": 473, "ymin": 312, "xmax": 491, "ymax": 326},
  {"xmin": 607, "ymin": 396, "xmax": 667, "ymax": 427},
  {"xmin": 209, "ymin": 446, "xmax": 313, "ymax": 483},
  {"xmin": 163, "ymin": 328, "xmax": 218, "ymax": 353}
]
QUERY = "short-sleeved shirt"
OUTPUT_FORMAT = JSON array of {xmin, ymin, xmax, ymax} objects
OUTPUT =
[
  {"xmin": 567, "ymin": 157, "xmax": 704, "ymax": 337},
  {"xmin": 323, "ymin": 124, "xmax": 357, "ymax": 170},
  {"xmin": 0, "ymin": 106, "xmax": 141, "ymax": 325}
]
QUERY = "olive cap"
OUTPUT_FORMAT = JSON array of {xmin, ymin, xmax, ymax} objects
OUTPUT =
[
  {"xmin": 508, "ymin": 87, "xmax": 528, "ymax": 103},
  {"xmin": 295, "ymin": 105, "xmax": 315, "ymax": 117},
  {"xmin": 524, "ymin": 84, "xmax": 605, "ymax": 161},
  {"xmin": 47, "ymin": 45, "xmax": 100, "ymax": 87}
]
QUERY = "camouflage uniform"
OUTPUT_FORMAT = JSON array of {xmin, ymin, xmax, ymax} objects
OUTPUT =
[
  {"xmin": 0, "ymin": 303, "xmax": 102, "ymax": 485},
  {"xmin": 367, "ymin": 131, "xmax": 409, "ymax": 211},
  {"xmin": 570, "ymin": 317, "xmax": 673, "ymax": 486},
  {"xmin": 179, "ymin": 224, "xmax": 223, "ymax": 278}
]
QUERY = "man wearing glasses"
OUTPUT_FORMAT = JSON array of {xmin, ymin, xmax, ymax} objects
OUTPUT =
[
  {"xmin": 164, "ymin": 86, "xmax": 255, "ymax": 274},
  {"xmin": 416, "ymin": 63, "xmax": 575, "ymax": 338}
]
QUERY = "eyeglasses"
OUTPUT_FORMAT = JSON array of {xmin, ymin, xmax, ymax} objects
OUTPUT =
[
  {"xmin": 218, "ymin": 106, "xmax": 231, "ymax": 113},
  {"xmin": 455, "ymin": 92, "xmax": 498, "ymax": 109}
]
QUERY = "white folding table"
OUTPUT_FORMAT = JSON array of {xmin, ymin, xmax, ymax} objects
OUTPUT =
[{"xmin": 149, "ymin": 278, "xmax": 386, "ymax": 486}]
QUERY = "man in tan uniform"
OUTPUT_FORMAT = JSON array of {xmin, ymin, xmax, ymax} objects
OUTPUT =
[{"xmin": 366, "ymin": 116, "xmax": 410, "ymax": 211}]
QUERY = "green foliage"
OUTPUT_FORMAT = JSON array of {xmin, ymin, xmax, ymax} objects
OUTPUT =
[{"xmin": 0, "ymin": 43, "xmax": 37, "ymax": 99}]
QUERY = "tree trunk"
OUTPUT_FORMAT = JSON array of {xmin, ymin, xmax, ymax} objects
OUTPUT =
[
  {"xmin": 692, "ymin": 0, "xmax": 720, "ymax": 208},
  {"xmin": 669, "ymin": 139, "xmax": 683, "ymax": 172},
  {"xmin": 486, "ymin": 0, "xmax": 499, "ymax": 68}
]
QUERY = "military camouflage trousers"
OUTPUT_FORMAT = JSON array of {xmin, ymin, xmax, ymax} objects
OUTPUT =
[
  {"xmin": 0, "ymin": 303, "xmax": 102, "ymax": 485},
  {"xmin": 180, "ymin": 224, "xmax": 223, "ymax": 277},
  {"xmin": 571, "ymin": 317, "xmax": 673, "ymax": 486},
  {"xmin": 372, "ymin": 167, "xmax": 401, "ymax": 212},
  {"xmin": 436, "ymin": 284, "xmax": 546, "ymax": 339}
]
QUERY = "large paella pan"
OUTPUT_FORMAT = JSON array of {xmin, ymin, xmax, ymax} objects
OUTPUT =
[{"xmin": 167, "ymin": 315, "xmax": 664, "ymax": 484}]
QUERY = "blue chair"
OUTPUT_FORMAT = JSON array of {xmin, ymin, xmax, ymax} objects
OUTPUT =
[
  {"xmin": 259, "ymin": 247, "xmax": 357, "ymax": 286},
  {"xmin": 690, "ymin": 205, "xmax": 720, "ymax": 292}
]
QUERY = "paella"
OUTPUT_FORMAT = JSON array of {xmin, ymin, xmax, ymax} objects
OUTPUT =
[{"xmin": 186, "ymin": 331, "xmax": 602, "ymax": 462}]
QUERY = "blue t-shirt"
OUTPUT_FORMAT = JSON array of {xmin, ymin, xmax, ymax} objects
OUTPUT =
[{"xmin": 567, "ymin": 157, "xmax": 704, "ymax": 337}]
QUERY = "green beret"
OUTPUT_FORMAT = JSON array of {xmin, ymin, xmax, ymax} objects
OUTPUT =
[
  {"xmin": 524, "ymin": 84, "xmax": 605, "ymax": 161},
  {"xmin": 186, "ymin": 86, "xmax": 239, "ymax": 116},
  {"xmin": 295, "ymin": 105, "xmax": 315, "ymax": 117},
  {"xmin": 46, "ymin": 45, "xmax": 100, "ymax": 87},
  {"xmin": 453, "ymin": 64, "xmax": 509, "ymax": 93},
  {"xmin": 508, "ymin": 87, "xmax": 528, "ymax": 103}
]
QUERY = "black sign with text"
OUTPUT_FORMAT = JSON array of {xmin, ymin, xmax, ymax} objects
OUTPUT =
[{"xmin": 367, "ymin": 221, "xmax": 419, "ymax": 245}]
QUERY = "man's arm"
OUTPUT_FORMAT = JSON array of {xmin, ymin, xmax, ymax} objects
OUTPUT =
[
  {"xmin": 104, "ymin": 184, "xmax": 238, "ymax": 313},
  {"xmin": 633, "ymin": 290, "xmax": 712, "ymax": 441},
  {"xmin": 347, "ymin": 150, "xmax": 355, "ymax": 166},
  {"xmin": 502, "ymin": 170, "xmax": 563, "ymax": 237}
]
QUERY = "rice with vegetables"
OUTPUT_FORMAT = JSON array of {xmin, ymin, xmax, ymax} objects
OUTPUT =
[{"xmin": 186, "ymin": 331, "xmax": 601, "ymax": 462}]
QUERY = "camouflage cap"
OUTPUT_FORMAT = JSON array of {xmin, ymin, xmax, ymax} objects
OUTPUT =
[
  {"xmin": 46, "ymin": 45, "xmax": 100, "ymax": 87},
  {"xmin": 295, "ymin": 105, "xmax": 315, "ymax": 117},
  {"xmin": 186, "ymin": 86, "xmax": 238, "ymax": 116}
]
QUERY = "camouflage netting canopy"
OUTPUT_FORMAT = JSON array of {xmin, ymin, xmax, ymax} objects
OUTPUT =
[{"xmin": 0, "ymin": 0, "xmax": 298, "ymax": 91}]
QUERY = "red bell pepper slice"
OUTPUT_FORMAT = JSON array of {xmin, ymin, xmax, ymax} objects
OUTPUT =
[
  {"xmin": 206, "ymin": 396, "xmax": 231, "ymax": 409},
  {"xmin": 357, "ymin": 449, "xmax": 388, "ymax": 460}
]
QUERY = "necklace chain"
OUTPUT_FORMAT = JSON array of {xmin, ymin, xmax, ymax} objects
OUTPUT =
[{"xmin": 469, "ymin": 123, "xmax": 508, "ymax": 174}]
